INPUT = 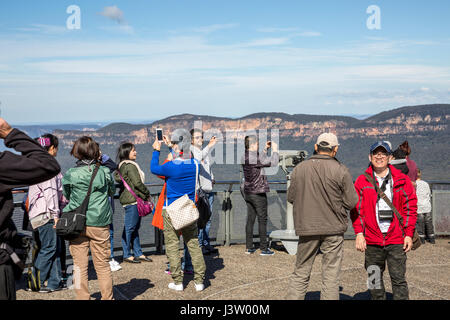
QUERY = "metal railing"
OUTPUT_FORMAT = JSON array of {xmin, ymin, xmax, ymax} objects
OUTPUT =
[{"xmin": 11, "ymin": 180, "xmax": 450, "ymax": 255}]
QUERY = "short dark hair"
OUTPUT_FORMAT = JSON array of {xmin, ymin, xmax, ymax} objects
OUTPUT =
[
  {"xmin": 316, "ymin": 143, "xmax": 334, "ymax": 154},
  {"xmin": 35, "ymin": 133, "xmax": 58, "ymax": 152},
  {"xmin": 116, "ymin": 142, "xmax": 135, "ymax": 163},
  {"xmin": 245, "ymin": 135, "xmax": 257, "ymax": 150},
  {"xmin": 70, "ymin": 136, "xmax": 100, "ymax": 161}
]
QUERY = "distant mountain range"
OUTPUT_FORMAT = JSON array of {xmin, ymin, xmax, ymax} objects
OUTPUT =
[{"xmin": 7, "ymin": 104, "xmax": 450, "ymax": 182}]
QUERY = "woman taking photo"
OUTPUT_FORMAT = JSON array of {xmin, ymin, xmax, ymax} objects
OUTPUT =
[
  {"xmin": 115, "ymin": 142, "xmax": 152, "ymax": 264},
  {"xmin": 62, "ymin": 136, "xmax": 115, "ymax": 300}
]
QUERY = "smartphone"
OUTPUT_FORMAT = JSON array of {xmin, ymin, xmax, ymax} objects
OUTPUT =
[{"xmin": 156, "ymin": 128, "xmax": 163, "ymax": 142}]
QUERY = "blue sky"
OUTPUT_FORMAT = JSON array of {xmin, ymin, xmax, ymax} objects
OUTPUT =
[{"xmin": 0, "ymin": 0, "xmax": 449, "ymax": 124}]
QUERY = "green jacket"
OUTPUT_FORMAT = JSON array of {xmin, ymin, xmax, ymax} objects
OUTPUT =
[
  {"xmin": 114, "ymin": 162, "xmax": 150, "ymax": 206},
  {"xmin": 62, "ymin": 163, "xmax": 115, "ymax": 227}
]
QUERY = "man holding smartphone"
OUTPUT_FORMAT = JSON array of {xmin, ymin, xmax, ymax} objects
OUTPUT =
[{"xmin": 190, "ymin": 129, "xmax": 218, "ymax": 255}]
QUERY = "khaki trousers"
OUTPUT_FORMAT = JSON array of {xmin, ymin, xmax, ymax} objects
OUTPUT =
[
  {"xmin": 69, "ymin": 226, "xmax": 113, "ymax": 300},
  {"xmin": 287, "ymin": 234, "xmax": 344, "ymax": 300},
  {"xmin": 163, "ymin": 210, "xmax": 206, "ymax": 285}
]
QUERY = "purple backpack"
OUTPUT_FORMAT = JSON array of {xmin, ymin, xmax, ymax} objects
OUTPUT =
[{"xmin": 118, "ymin": 171, "xmax": 154, "ymax": 217}]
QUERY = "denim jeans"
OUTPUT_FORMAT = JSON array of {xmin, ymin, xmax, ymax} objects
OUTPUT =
[
  {"xmin": 34, "ymin": 219, "xmax": 62, "ymax": 290},
  {"xmin": 182, "ymin": 242, "xmax": 193, "ymax": 272},
  {"xmin": 198, "ymin": 192, "xmax": 214, "ymax": 247},
  {"xmin": 121, "ymin": 204, "xmax": 143, "ymax": 259}
]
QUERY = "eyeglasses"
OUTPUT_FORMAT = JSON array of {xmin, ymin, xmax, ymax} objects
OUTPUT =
[{"xmin": 372, "ymin": 152, "xmax": 389, "ymax": 158}]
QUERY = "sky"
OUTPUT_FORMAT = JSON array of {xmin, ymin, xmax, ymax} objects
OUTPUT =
[{"xmin": 0, "ymin": 0, "xmax": 449, "ymax": 125}]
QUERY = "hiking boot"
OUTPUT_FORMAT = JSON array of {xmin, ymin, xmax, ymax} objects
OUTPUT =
[{"xmin": 260, "ymin": 249, "xmax": 275, "ymax": 256}]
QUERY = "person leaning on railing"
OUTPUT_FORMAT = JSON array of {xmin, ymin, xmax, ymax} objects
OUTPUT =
[{"xmin": 0, "ymin": 117, "xmax": 61, "ymax": 300}]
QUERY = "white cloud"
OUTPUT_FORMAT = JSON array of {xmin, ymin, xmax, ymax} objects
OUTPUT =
[
  {"xmin": 12, "ymin": 24, "xmax": 68, "ymax": 35},
  {"xmin": 256, "ymin": 27, "xmax": 299, "ymax": 33},
  {"xmin": 294, "ymin": 31, "xmax": 322, "ymax": 37},
  {"xmin": 98, "ymin": 5, "xmax": 134, "ymax": 34},
  {"xmin": 99, "ymin": 6, "xmax": 125, "ymax": 24}
]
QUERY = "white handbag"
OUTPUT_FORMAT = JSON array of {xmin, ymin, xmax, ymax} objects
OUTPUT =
[{"xmin": 166, "ymin": 159, "xmax": 200, "ymax": 230}]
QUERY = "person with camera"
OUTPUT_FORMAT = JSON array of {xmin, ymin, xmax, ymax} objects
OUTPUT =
[
  {"xmin": 0, "ymin": 118, "xmax": 61, "ymax": 300},
  {"xmin": 190, "ymin": 128, "xmax": 218, "ymax": 256},
  {"xmin": 151, "ymin": 134, "xmax": 206, "ymax": 292},
  {"xmin": 351, "ymin": 141, "xmax": 417, "ymax": 300},
  {"xmin": 242, "ymin": 136, "xmax": 279, "ymax": 256},
  {"xmin": 286, "ymin": 133, "xmax": 358, "ymax": 300}
]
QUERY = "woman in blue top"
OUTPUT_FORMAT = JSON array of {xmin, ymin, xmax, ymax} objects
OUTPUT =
[{"xmin": 150, "ymin": 135, "xmax": 206, "ymax": 292}]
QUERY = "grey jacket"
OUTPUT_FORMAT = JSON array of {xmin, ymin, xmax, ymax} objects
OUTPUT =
[{"xmin": 287, "ymin": 154, "xmax": 358, "ymax": 236}]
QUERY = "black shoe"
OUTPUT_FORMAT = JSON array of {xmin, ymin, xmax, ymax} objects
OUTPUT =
[
  {"xmin": 39, "ymin": 286, "xmax": 61, "ymax": 293},
  {"xmin": 206, "ymin": 246, "xmax": 218, "ymax": 254},
  {"xmin": 138, "ymin": 256, "xmax": 153, "ymax": 262},
  {"xmin": 420, "ymin": 238, "xmax": 426, "ymax": 244},
  {"xmin": 123, "ymin": 257, "xmax": 141, "ymax": 264},
  {"xmin": 245, "ymin": 248, "xmax": 257, "ymax": 254},
  {"xmin": 260, "ymin": 249, "xmax": 275, "ymax": 256},
  {"xmin": 428, "ymin": 238, "xmax": 436, "ymax": 244}
]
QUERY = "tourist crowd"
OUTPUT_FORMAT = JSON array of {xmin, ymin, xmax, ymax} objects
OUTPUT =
[{"xmin": 0, "ymin": 116, "xmax": 433, "ymax": 300}]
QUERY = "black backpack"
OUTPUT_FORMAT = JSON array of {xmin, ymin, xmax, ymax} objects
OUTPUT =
[
  {"xmin": 196, "ymin": 188, "xmax": 212, "ymax": 229},
  {"xmin": 56, "ymin": 163, "xmax": 100, "ymax": 240}
]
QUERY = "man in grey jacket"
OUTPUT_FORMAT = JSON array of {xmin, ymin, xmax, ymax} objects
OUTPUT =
[{"xmin": 286, "ymin": 133, "xmax": 358, "ymax": 300}]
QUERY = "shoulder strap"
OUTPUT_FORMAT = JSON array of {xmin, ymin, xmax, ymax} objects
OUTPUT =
[
  {"xmin": 194, "ymin": 158, "xmax": 199, "ymax": 200},
  {"xmin": 79, "ymin": 163, "xmax": 100, "ymax": 212},
  {"xmin": 363, "ymin": 173, "xmax": 405, "ymax": 227},
  {"xmin": 118, "ymin": 170, "xmax": 139, "ymax": 200}
]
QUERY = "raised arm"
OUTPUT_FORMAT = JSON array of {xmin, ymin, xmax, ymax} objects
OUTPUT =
[{"xmin": 0, "ymin": 122, "xmax": 61, "ymax": 193}]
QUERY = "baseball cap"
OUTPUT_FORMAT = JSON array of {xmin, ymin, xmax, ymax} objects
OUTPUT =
[
  {"xmin": 316, "ymin": 133, "xmax": 339, "ymax": 148},
  {"xmin": 370, "ymin": 141, "xmax": 392, "ymax": 154}
]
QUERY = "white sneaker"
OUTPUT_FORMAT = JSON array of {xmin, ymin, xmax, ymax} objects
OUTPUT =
[
  {"xmin": 168, "ymin": 283, "xmax": 183, "ymax": 291},
  {"xmin": 112, "ymin": 259, "xmax": 120, "ymax": 267},
  {"xmin": 194, "ymin": 283, "xmax": 205, "ymax": 292},
  {"xmin": 109, "ymin": 260, "xmax": 122, "ymax": 272}
]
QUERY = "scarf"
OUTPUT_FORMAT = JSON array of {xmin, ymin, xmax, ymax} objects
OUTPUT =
[{"xmin": 118, "ymin": 160, "xmax": 145, "ymax": 183}]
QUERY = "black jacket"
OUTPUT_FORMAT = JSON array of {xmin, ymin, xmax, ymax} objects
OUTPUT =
[
  {"xmin": 242, "ymin": 150, "xmax": 279, "ymax": 194},
  {"xmin": 0, "ymin": 129, "xmax": 60, "ymax": 264}
]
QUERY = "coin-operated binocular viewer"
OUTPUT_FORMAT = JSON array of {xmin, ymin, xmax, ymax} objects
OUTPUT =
[{"xmin": 269, "ymin": 150, "xmax": 308, "ymax": 255}]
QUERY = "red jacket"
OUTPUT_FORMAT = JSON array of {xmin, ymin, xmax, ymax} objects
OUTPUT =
[{"xmin": 351, "ymin": 165, "xmax": 417, "ymax": 246}]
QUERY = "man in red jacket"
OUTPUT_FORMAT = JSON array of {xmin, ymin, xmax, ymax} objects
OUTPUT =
[{"xmin": 351, "ymin": 141, "xmax": 417, "ymax": 300}]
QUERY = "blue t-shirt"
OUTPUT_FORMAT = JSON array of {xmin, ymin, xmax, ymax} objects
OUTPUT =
[{"xmin": 150, "ymin": 151, "xmax": 198, "ymax": 205}]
